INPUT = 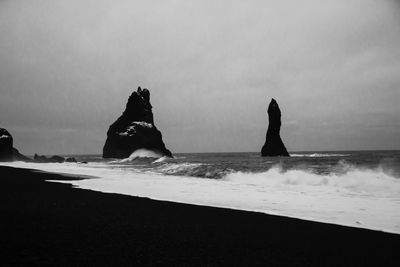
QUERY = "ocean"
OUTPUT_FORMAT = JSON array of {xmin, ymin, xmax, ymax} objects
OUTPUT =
[{"xmin": 2, "ymin": 150, "xmax": 400, "ymax": 234}]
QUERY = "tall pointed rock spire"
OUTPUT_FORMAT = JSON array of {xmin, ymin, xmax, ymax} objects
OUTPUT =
[{"xmin": 261, "ymin": 99, "xmax": 290, "ymax": 157}]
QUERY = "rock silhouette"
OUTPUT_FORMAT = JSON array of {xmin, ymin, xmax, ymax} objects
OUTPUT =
[
  {"xmin": 65, "ymin": 157, "xmax": 77, "ymax": 163},
  {"xmin": 13, "ymin": 148, "xmax": 32, "ymax": 162},
  {"xmin": 261, "ymin": 99, "xmax": 290, "ymax": 157},
  {"xmin": 0, "ymin": 128, "xmax": 13, "ymax": 161},
  {"xmin": 34, "ymin": 154, "xmax": 67, "ymax": 163},
  {"xmin": 0, "ymin": 128, "xmax": 31, "ymax": 162},
  {"xmin": 103, "ymin": 87, "xmax": 172, "ymax": 159}
]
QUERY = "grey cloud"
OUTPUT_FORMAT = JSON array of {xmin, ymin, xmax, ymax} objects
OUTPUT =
[{"xmin": 0, "ymin": 0, "xmax": 399, "ymax": 154}]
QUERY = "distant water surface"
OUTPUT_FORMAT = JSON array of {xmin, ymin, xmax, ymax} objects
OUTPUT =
[{"xmin": 69, "ymin": 150, "xmax": 400, "ymax": 179}]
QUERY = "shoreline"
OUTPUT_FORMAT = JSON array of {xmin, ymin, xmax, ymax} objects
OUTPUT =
[
  {"xmin": 1, "ymin": 165, "xmax": 400, "ymax": 265},
  {"xmin": 3, "ymin": 160, "xmax": 399, "ymax": 235}
]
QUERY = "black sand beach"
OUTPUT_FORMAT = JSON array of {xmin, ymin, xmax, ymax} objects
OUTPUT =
[{"xmin": 1, "ymin": 166, "xmax": 399, "ymax": 266}]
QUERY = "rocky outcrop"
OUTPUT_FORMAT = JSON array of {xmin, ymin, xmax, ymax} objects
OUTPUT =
[
  {"xmin": 1, "ymin": 128, "xmax": 79, "ymax": 163},
  {"xmin": 0, "ymin": 128, "xmax": 14, "ymax": 161},
  {"xmin": 65, "ymin": 157, "xmax": 77, "ymax": 163},
  {"xmin": 33, "ymin": 154, "xmax": 77, "ymax": 163},
  {"xmin": 103, "ymin": 87, "xmax": 172, "ymax": 159},
  {"xmin": 34, "ymin": 154, "xmax": 64, "ymax": 163},
  {"xmin": 261, "ymin": 99, "xmax": 290, "ymax": 157},
  {"xmin": 0, "ymin": 128, "xmax": 32, "ymax": 162}
]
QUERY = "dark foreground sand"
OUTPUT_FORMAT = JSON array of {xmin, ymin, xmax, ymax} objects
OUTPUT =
[{"xmin": 1, "ymin": 166, "xmax": 400, "ymax": 266}]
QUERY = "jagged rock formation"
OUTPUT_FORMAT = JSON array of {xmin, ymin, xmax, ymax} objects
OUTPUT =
[
  {"xmin": 0, "ymin": 128, "xmax": 31, "ymax": 161},
  {"xmin": 103, "ymin": 87, "xmax": 172, "ymax": 159},
  {"xmin": 261, "ymin": 99, "xmax": 290, "ymax": 157}
]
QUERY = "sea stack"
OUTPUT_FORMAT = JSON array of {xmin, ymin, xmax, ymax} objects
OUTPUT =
[
  {"xmin": 103, "ymin": 87, "xmax": 172, "ymax": 159},
  {"xmin": 261, "ymin": 99, "xmax": 290, "ymax": 157}
]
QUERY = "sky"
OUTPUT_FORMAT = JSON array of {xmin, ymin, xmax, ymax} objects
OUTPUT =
[{"xmin": 0, "ymin": 0, "xmax": 399, "ymax": 155}]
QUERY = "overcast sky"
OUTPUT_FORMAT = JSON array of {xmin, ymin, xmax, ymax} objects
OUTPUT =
[{"xmin": 1, "ymin": 0, "xmax": 399, "ymax": 155}]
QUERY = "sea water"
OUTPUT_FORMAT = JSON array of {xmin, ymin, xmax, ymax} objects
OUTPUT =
[{"xmin": 1, "ymin": 150, "xmax": 400, "ymax": 234}]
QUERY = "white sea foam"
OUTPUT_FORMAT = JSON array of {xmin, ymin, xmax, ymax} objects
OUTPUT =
[
  {"xmin": 225, "ymin": 165, "xmax": 400, "ymax": 197},
  {"xmin": 1, "ymin": 161, "xmax": 400, "ymax": 234},
  {"xmin": 291, "ymin": 153, "xmax": 350, "ymax": 157},
  {"xmin": 151, "ymin": 162, "xmax": 205, "ymax": 173},
  {"xmin": 118, "ymin": 149, "xmax": 163, "ymax": 163}
]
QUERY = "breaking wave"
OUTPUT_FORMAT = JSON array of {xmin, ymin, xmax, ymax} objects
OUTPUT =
[
  {"xmin": 144, "ymin": 161, "xmax": 400, "ymax": 197},
  {"xmin": 118, "ymin": 149, "xmax": 164, "ymax": 163},
  {"xmin": 150, "ymin": 162, "xmax": 234, "ymax": 179},
  {"xmin": 225, "ymin": 165, "xmax": 400, "ymax": 197}
]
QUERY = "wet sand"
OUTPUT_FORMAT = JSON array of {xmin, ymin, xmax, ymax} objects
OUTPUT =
[{"xmin": 1, "ymin": 166, "xmax": 399, "ymax": 266}]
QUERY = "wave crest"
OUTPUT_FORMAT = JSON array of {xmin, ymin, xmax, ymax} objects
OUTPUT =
[
  {"xmin": 118, "ymin": 149, "xmax": 163, "ymax": 163},
  {"xmin": 151, "ymin": 162, "xmax": 234, "ymax": 179}
]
